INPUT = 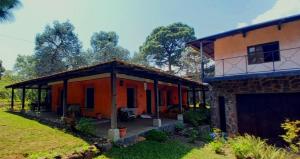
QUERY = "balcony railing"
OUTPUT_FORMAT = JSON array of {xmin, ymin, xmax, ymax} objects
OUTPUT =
[{"xmin": 203, "ymin": 47, "xmax": 300, "ymax": 78}]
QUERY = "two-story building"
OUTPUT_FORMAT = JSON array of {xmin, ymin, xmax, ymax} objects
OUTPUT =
[{"xmin": 188, "ymin": 14, "xmax": 300, "ymax": 143}]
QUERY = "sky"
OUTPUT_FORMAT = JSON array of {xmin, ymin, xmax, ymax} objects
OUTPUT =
[{"xmin": 1, "ymin": 0, "xmax": 300, "ymax": 70}]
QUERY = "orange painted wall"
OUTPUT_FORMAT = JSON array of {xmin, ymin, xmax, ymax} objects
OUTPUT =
[
  {"xmin": 214, "ymin": 20, "xmax": 300, "ymax": 60},
  {"xmin": 51, "ymin": 77, "xmax": 188, "ymax": 118}
]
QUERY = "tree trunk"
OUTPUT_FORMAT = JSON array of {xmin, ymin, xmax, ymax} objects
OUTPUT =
[{"xmin": 168, "ymin": 54, "xmax": 172, "ymax": 72}]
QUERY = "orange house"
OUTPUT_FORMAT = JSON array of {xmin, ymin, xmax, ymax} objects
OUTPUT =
[{"xmin": 6, "ymin": 60, "xmax": 206, "ymax": 141}]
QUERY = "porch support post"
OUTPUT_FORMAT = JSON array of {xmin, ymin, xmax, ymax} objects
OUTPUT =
[
  {"xmin": 177, "ymin": 83, "xmax": 183, "ymax": 122},
  {"xmin": 21, "ymin": 86, "xmax": 26, "ymax": 112},
  {"xmin": 187, "ymin": 89, "xmax": 190, "ymax": 109},
  {"xmin": 200, "ymin": 41, "xmax": 205, "ymax": 80},
  {"xmin": 62, "ymin": 80, "xmax": 68, "ymax": 117},
  {"xmin": 192, "ymin": 87, "xmax": 196, "ymax": 110},
  {"xmin": 37, "ymin": 85, "xmax": 41, "ymax": 112},
  {"xmin": 10, "ymin": 88, "xmax": 14, "ymax": 111},
  {"xmin": 202, "ymin": 89, "xmax": 206, "ymax": 108},
  {"xmin": 153, "ymin": 79, "xmax": 161, "ymax": 127},
  {"xmin": 108, "ymin": 66, "xmax": 120, "ymax": 141}
]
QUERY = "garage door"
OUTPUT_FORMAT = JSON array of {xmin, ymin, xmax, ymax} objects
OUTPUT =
[{"xmin": 236, "ymin": 93, "xmax": 300, "ymax": 144}]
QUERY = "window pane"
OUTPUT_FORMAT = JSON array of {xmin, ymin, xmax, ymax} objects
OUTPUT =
[
  {"xmin": 86, "ymin": 88, "xmax": 94, "ymax": 108},
  {"xmin": 247, "ymin": 41, "xmax": 280, "ymax": 64}
]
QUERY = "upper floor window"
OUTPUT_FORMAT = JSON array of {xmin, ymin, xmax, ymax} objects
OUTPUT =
[
  {"xmin": 85, "ymin": 87, "xmax": 94, "ymax": 109},
  {"xmin": 247, "ymin": 41, "xmax": 280, "ymax": 65}
]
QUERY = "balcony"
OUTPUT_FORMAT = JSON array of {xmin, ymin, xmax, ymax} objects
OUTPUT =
[{"xmin": 203, "ymin": 47, "xmax": 300, "ymax": 80}]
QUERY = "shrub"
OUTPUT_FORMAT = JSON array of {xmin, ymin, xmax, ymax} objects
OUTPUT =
[
  {"xmin": 175, "ymin": 122, "xmax": 184, "ymax": 132},
  {"xmin": 199, "ymin": 131, "xmax": 214, "ymax": 143},
  {"xmin": 75, "ymin": 118, "xmax": 95, "ymax": 136},
  {"xmin": 145, "ymin": 129, "xmax": 168, "ymax": 142},
  {"xmin": 187, "ymin": 128, "xmax": 198, "ymax": 143},
  {"xmin": 209, "ymin": 140, "xmax": 225, "ymax": 155},
  {"xmin": 281, "ymin": 119, "xmax": 300, "ymax": 153},
  {"xmin": 183, "ymin": 108, "xmax": 210, "ymax": 127},
  {"xmin": 229, "ymin": 134, "xmax": 289, "ymax": 159}
]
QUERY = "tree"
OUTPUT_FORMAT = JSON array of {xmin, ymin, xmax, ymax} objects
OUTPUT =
[
  {"xmin": 140, "ymin": 23, "xmax": 196, "ymax": 72},
  {"xmin": 14, "ymin": 55, "xmax": 36, "ymax": 80},
  {"xmin": 34, "ymin": 21, "xmax": 86, "ymax": 76},
  {"xmin": 130, "ymin": 52, "xmax": 149, "ymax": 66},
  {"xmin": 0, "ymin": 60, "xmax": 5, "ymax": 79},
  {"xmin": 0, "ymin": 0, "xmax": 21, "ymax": 22},
  {"xmin": 179, "ymin": 47, "xmax": 214, "ymax": 81},
  {"xmin": 90, "ymin": 31, "xmax": 130, "ymax": 63}
]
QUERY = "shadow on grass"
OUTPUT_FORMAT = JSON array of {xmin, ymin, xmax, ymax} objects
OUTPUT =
[
  {"xmin": 101, "ymin": 140, "xmax": 194, "ymax": 159},
  {"xmin": 6, "ymin": 110, "xmax": 102, "ymax": 144}
]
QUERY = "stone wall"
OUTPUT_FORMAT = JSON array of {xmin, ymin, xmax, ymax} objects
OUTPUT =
[{"xmin": 209, "ymin": 75, "xmax": 300, "ymax": 135}]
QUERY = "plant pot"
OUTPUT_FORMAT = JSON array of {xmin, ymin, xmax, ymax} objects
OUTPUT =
[
  {"xmin": 119, "ymin": 127, "xmax": 127, "ymax": 138},
  {"xmin": 96, "ymin": 113, "xmax": 102, "ymax": 120}
]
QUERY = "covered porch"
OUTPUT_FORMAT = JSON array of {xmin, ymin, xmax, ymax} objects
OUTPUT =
[{"xmin": 6, "ymin": 60, "xmax": 207, "ymax": 141}]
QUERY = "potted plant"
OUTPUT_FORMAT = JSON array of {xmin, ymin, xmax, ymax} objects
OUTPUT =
[
  {"xmin": 118, "ymin": 126, "xmax": 127, "ymax": 138},
  {"xmin": 96, "ymin": 113, "xmax": 102, "ymax": 120}
]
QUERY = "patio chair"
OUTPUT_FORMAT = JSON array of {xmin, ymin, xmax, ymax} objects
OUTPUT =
[{"xmin": 118, "ymin": 107, "xmax": 136, "ymax": 121}]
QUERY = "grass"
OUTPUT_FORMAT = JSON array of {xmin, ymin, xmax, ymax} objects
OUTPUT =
[
  {"xmin": 97, "ymin": 140, "xmax": 235, "ymax": 159},
  {"xmin": 0, "ymin": 110, "xmax": 89, "ymax": 159}
]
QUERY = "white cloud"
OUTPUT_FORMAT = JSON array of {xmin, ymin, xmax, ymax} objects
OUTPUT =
[
  {"xmin": 236, "ymin": 22, "xmax": 248, "ymax": 28},
  {"xmin": 237, "ymin": 0, "xmax": 300, "ymax": 28}
]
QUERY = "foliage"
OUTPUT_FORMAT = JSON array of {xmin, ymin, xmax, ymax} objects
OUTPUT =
[
  {"xmin": 175, "ymin": 122, "xmax": 184, "ymax": 132},
  {"xmin": 229, "ymin": 134, "xmax": 289, "ymax": 159},
  {"xmin": 199, "ymin": 131, "xmax": 214, "ymax": 142},
  {"xmin": 183, "ymin": 109, "xmax": 210, "ymax": 126},
  {"xmin": 34, "ymin": 21, "xmax": 86, "ymax": 76},
  {"xmin": 281, "ymin": 119, "xmax": 300, "ymax": 153},
  {"xmin": 179, "ymin": 47, "xmax": 214, "ymax": 80},
  {"xmin": 0, "ymin": 71, "xmax": 19, "ymax": 100},
  {"xmin": 0, "ymin": 110, "xmax": 88, "ymax": 158},
  {"xmin": 187, "ymin": 128, "xmax": 198, "ymax": 143},
  {"xmin": 0, "ymin": 60, "xmax": 5, "ymax": 79},
  {"xmin": 75, "ymin": 118, "xmax": 96, "ymax": 136},
  {"xmin": 145, "ymin": 129, "xmax": 168, "ymax": 142},
  {"xmin": 90, "ymin": 31, "xmax": 130, "ymax": 63},
  {"xmin": 209, "ymin": 140, "xmax": 225, "ymax": 155},
  {"xmin": 130, "ymin": 51, "xmax": 149, "ymax": 66},
  {"xmin": 14, "ymin": 55, "xmax": 37, "ymax": 80},
  {"xmin": 208, "ymin": 128, "xmax": 226, "ymax": 154},
  {"xmin": 140, "ymin": 23, "xmax": 196, "ymax": 72},
  {"xmin": 0, "ymin": 0, "xmax": 21, "ymax": 22}
]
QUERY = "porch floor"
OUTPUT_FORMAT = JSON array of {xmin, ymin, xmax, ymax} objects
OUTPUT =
[
  {"xmin": 95, "ymin": 118, "xmax": 178, "ymax": 139},
  {"xmin": 21, "ymin": 111, "xmax": 179, "ymax": 142}
]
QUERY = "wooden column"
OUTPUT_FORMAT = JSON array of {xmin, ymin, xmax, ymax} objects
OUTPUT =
[
  {"xmin": 21, "ymin": 86, "xmax": 26, "ymax": 111},
  {"xmin": 62, "ymin": 80, "xmax": 68, "ymax": 117},
  {"xmin": 110, "ymin": 70, "xmax": 117, "ymax": 129},
  {"xmin": 178, "ymin": 83, "xmax": 182, "ymax": 113},
  {"xmin": 154, "ymin": 79, "xmax": 159, "ymax": 119},
  {"xmin": 187, "ymin": 89, "xmax": 190, "ymax": 109},
  {"xmin": 192, "ymin": 87, "xmax": 196, "ymax": 110},
  {"xmin": 202, "ymin": 90, "xmax": 206, "ymax": 108},
  {"xmin": 11, "ymin": 88, "xmax": 14, "ymax": 110},
  {"xmin": 37, "ymin": 85, "xmax": 41, "ymax": 111}
]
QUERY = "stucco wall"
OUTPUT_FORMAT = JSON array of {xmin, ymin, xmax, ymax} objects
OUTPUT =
[
  {"xmin": 214, "ymin": 20, "xmax": 300, "ymax": 76},
  {"xmin": 51, "ymin": 76, "xmax": 188, "ymax": 118}
]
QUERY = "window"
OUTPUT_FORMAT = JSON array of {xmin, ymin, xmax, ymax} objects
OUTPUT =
[
  {"xmin": 247, "ymin": 41, "xmax": 280, "ymax": 64},
  {"xmin": 85, "ymin": 88, "xmax": 94, "ymax": 109}
]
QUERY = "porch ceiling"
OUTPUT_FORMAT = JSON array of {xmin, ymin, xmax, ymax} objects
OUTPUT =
[{"xmin": 6, "ymin": 60, "xmax": 207, "ymax": 90}]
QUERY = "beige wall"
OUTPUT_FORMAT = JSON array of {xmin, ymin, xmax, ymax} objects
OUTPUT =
[{"xmin": 214, "ymin": 20, "xmax": 300, "ymax": 76}]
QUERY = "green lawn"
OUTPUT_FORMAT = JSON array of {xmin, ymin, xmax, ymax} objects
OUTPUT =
[
  {"xmin": 98, "ymin": 140, "xmax": 235, "ymax": 159},
  {"xmin": 0, "ymin": 111, "xmax": 89, "ymax": 159}
]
